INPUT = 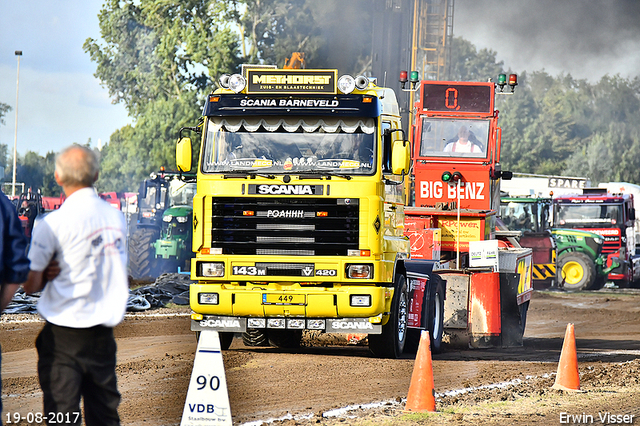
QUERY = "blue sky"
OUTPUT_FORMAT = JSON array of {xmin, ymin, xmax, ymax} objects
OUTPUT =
[
  {"xmin": 0, "ymin": 1, "xmax": 130, "ymax": 157},
  {"xmin": 1, "ymin": 0, "xmax": 639, "ymax": 158}
]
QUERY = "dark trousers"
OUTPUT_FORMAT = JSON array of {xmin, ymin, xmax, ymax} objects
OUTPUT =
[{"xmin": 36, "ymin": 322, "xmax": 121, "ymax": 426}]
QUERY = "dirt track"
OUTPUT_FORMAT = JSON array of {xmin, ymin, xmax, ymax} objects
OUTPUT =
[{"xmin": 3, "ymin": 290, "xmax": 640, "ymax": 425}]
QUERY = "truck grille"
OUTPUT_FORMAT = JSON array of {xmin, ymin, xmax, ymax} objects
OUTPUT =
[
  {"xmin": 602, "ymin": 237, "xmax": 621, "ymax": 254},
  {"xmin": 211, "ymin": 197, "xmax": 359, "ymax": 255}
]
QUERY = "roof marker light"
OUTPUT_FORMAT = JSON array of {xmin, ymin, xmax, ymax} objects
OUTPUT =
[
  {"xmin": 497, "ymin": 73, "xmax": 507, "ymax": 91},
  {"xmin": 508, "ymin": 74, "xmax": 518, "ymax": 92}
]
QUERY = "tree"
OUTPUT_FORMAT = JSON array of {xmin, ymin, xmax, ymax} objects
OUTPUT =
[
  {"xmin": 95, "ymin": 97, "xmax": 201, "ymax": 192},
  {"xmin": 84, "ymin": 0, "xmax": 241, "ymax": 116},
  {"xmin": 448, "ymin": 37, "xmax": 505, "ymax": 82},
  {"xmin": 85, "ymin": 0, "xmax": 242, "ymax": 190},
  {"xmin": 240, "ymin": 0, "xmax": 322, "ymax": 66}
]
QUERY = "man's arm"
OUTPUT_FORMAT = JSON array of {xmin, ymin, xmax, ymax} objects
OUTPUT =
[
  {"xmin": 0, "ymin": 283, "xmax": 20, "ymax": 312},
  {"xmin": 22, "ymin": 260, "xmax": 60, "ymax": 295},
  {"xmin": 23, "ymin": 270, "xmax": 45, "ymax": 294}
]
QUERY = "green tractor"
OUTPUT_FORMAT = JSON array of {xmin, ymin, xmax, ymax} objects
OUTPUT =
[
  {"xmin": 128, "ymin": 173, "xmax": 196, "ymax": 279},
  {"xmin": 552, "ymin": 228, "xmax": 615, "ymax": 291},
  {"xmin": 500, "ymin": 196, "xmax": 613, "ymax": 291},
  {"xmin": 153, "ymin": 205, "xmax": 194, "ymax": 274}
]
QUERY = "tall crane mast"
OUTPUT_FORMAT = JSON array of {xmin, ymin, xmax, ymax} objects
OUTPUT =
[{"xmin": 372, "ymin": 0, "xmax": 454, "ymax": 129}]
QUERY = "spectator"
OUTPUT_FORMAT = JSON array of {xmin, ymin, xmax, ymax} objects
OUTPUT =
[
  {"xmin": 0, "ymin": 190, "xmax": 30, "ymax": 415},
  {"xmin": 23, "ymin": 145, "xmax": 129, "ymax": 426}
]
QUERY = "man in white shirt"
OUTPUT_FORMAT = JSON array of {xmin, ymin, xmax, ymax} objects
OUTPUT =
[
  {"xmin": 24, "ymin": 145, "xmax": 128, "ymax": 426},
  {"xmin": 443, "ymin": 125, "xmax": 483, "ymax": 154}
]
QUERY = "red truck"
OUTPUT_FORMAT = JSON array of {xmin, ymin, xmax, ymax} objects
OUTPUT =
[
  {"xmin": 553, "ymin": 188, "xmax": 640, "ymax": 287},
  {"xmin": 402, "ymin": 74, "xmax": 534, "ymax": 348}
]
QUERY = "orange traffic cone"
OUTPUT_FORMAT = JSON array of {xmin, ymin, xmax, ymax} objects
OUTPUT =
[
  {"xmin": 406, "ymin": 330, "xmax": 436, "ymax": 412},
  {"xmin": 552, "ymin": 323, "xmax": 581, "ymax": 391}
]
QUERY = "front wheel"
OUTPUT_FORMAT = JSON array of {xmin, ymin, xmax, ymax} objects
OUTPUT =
[
  {"xmin": 369, "ymin": 274, "xmax": 408, "ymax": 358},
  {"xmin": 557, "ymin": 252, "xmax": 596, "ymax": 291}
]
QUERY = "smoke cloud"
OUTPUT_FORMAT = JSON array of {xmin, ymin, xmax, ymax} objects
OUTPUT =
[{"xmin": 454, "ymin": 0, "xmax": 640, "ymax": 81}]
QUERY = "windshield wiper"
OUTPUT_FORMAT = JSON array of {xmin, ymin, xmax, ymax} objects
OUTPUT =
[
  {"xmin": 222, "ymin": 171, "xmax": 276, "ymax": 179},
  {"xmin": 245, "ymin": 171, "xmax": 276, "ymax": 179},
  {"xmin": 298, "ymin": 172, "xmax": 352, "ymax": 180}
]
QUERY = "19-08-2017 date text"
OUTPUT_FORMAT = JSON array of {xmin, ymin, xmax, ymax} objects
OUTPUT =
[{"xmin": 5, "ymin": 412, "xmax": 81, "ymax": 424}]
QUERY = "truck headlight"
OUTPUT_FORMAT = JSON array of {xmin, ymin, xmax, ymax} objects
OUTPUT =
[
  {"xmin": 350, "ymin": 295, "xmax": 371, "ymax": 307},
  {"xmin": 198, "ymin": 293, "xmax": 219, "ymax": 305},
  {"xmin": 228, "ymin": 74, "xmax": 246, "ymax": 93},
  {"xmin": 347, "ymin": 264, "xmax": 372, "ymax": 279},
  {"xmin": 176, "ymin": 216, "xmax": 188, "ymax": 223},
  {"xmin": 595, "ymin": 237, "xmax": 604, "ymax": 244},
  {"xmin": 338, "ymin": 75, "xmax": 356, "ymax": 94},
  {"xmin": 163, "ymin": 215, "xmax": 173, "ymax": 222},
  {"xmin": 200, "ymin": 262, "xmax": 225, "ymax": 277}
]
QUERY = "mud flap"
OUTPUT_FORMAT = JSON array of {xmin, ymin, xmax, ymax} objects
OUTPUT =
[{"xmin": 500, "ymin": 272, "xmax": 524, "ymax": 347}]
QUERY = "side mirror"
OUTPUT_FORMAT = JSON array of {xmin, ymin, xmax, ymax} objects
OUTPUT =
[
  {"xmin": 391, "ymin": 140, "xmax": 411, "ymax": 175},
  {"xmin": 630, "ymin": 208, "xmax": 636, "ymax": 221},
  {"xmin": 176, "ymin": 137, "xmax": 192, "ymax": 172}
]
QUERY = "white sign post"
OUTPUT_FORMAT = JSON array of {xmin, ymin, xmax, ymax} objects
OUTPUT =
[
  {"xmin": 180, "ymin": 331, "xmax": 233, "ymax": 426},
  {"xmin": 468, "ymin": 240, "xmax": 500, "ymax": 270}
]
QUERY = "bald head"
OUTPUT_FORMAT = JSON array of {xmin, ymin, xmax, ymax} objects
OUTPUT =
[{"xmin": 55, "ymin": 145, "xmax": 99, "ymax": 189}]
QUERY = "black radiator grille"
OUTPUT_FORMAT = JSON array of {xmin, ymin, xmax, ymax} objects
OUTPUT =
[{"xmin": 211, "ymin": 197, "xmax": 359, "ymax": 255}]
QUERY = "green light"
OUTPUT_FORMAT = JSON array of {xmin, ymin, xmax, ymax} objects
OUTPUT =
[
  {"xmin": 410, "ymin": 71, "xmax": 419, "ymax": 82},
  {"xmin": 498, "ymin": 74, "xmax": 507, "ymax": 85},
  {"xmin": 441, "ymin": 171, "xmax": 453, "ymax": 182}
]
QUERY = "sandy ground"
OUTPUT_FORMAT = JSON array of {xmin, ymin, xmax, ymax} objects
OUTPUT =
[{"xmin": 3, "ymin": 289, "xmax": 640, "ymax": 425}]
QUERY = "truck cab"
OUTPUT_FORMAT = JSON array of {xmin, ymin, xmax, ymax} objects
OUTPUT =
[
  {"xmin": 176, "ymin": 67, "xmax": 433, "ymax": 358},
  {"xmin": 553, "ymin": 188, "xmax": 640, "ymax": 286}
]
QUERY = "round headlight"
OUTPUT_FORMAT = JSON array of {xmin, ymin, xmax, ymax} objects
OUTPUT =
[
  {"xmin": 163, "ymin": 215, "xmax": 173, "ymax": 223},
  {"xmin": 228, "ymin": 74, "xmax": 246, "ymax": 93},
  {"xmin": 176, "ymin": 216, "xmax": 188, "ymax": 223},
  {"xmin": 218, "ymin": 74, "xmax": 231, "ymax": 89},
  {"xmin": 338, "ymin": 75, "xmax": 356, "ymax": 94}
]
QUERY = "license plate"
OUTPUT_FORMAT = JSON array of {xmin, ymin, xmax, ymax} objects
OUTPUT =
[{"xmin": 263, "ymin": 294, "xmax": 306, "ymax": 305}]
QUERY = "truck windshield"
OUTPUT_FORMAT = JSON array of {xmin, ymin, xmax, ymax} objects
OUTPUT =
[
  {"xmin": 168, "ymin": 181, "xmax": 196, "ymax": 207},
  {"xmin": 555, "ymin": 204, "xmax": 622, "ymax": 228},
  {"xmin": 139, "ymin": 185, "xmax": 167, "ymax": 211},
  {"xmin": 418, "ymin": 118, "xmax": 490, "ymax": 158},
  {"xmin": 500, "ymin": 200, "xmax": 551, "ymax": 233},
  {"xmin": 202, "ymin": 116, "xmax": 376, "ymax": 175}
]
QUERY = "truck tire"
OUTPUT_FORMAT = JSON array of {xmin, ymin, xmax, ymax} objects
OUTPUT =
[
  {"xmin": 219, "ymin": 332, "xmax": 234, "ymax": 350},
  {"xmin": 368, "ymin": 274, "xmax": 408, "ymax": 359},
  {"xmin": 428, "ymin": 277, "xmax": 445, "ymax": 354},
  {"xmin": 267, "ymin": 329, "xmax": 303, "ymax": 349},
  {"xmin": 128, "ymin": 227, "xmax": 158, "ymax": 280},
  {"xmin": 242, "ymin": 329, "xmax": 270, "ymax": 347},
  {"xmin": 557, "ymin": 252, "xmax": 596, "ymax": 291},
  {"xmin": 404, "ymin": 275, "xmax": 445, "ymax": 355}
]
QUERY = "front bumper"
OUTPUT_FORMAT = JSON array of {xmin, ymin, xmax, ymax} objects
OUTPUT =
[{"xmin": 191, "ymin": 315, "xmax": 383, "ymax": 334}]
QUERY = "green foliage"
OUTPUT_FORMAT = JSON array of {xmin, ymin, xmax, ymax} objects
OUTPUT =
[
  {"xmin": 84, "ymin": 0, "xmax": 239, "ymax": 191},
  {"xmin": 240, "ymin": 0, "xmax": 322, "ymax": 66},
  {"xmin": 0, "ymin": 102, "xmax": 11, "ymax": 126},
  {"xmin": 10, "ymin": 4, "xmax": 640, "ymax": 193},
  {"xmin": 95, "ymin": 97, "xmax": 201, "ymax": 192},
  {"xmin": 15, "ymin": 151, "xmax": 58, "ymax": 196},
  {"xmin": 449, "ymin": 37, "xmax": 505, "ymax": 82},
  {"xmin": 84, "ymin": 0, "xmax": 241, "ymax": 116}
]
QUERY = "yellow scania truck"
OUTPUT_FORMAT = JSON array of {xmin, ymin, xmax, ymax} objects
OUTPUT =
[{"xmin": 176, "ymin": 67, "xmax": 445, "ymax": 358}]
